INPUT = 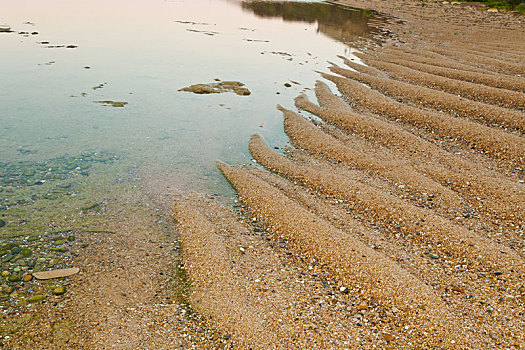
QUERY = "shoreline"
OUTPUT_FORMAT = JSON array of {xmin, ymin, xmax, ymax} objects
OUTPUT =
[{"xmin": 3, "ymin": 0, "xmax": 525, "ymax": 348}]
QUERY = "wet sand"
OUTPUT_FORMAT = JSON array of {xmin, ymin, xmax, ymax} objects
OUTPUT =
[{"xmin": 171, "ymin": 0, "xmax": 525, "ymax": 348}]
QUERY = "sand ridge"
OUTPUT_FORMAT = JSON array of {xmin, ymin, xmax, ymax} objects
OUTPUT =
[
  {"xmin": 322, "ymin": 72, "xmax": 525, "ymax": 168},
  {"xmin": 361, "ymin": 50, "xmax": 525, "ymax": 92},
  {"xmin": 217, "ymin": 161, "xmax": 471, "ymax": 348},
  {"xmin": 347, "ymin": 54, "xmax": 525, "ymax": 112},
  {"xmin": 295, "ymin": 82, "xmax": 525, "ymax": 233},
  {"xmin": 328, "ymin": 62, "xmax": 525, "ymax": 131}
]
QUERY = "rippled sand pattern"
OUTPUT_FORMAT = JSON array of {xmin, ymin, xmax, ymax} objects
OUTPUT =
[{"xmin": 172, "ymin": 1, "xmax": 525, "ymax": 348}]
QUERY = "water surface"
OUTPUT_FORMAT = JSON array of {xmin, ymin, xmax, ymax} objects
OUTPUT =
[{"xmin": 0, "ymin": 0, "xmax": 386, "ymax": 198}]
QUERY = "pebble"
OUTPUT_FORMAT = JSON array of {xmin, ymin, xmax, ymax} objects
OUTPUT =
[
  {"xmin": 357, "ymin": 302, "xmax": 368, "ymax": 310},
  {"xmin": 451, "ymin": 285, "xmax": 465, "ymax": 293},
  {"xmin": 52, "ymin": 286, "xmax": 66, "ymax": 295},
  {"xmin": 27, "ymin": 294, "xmax": 46, "ymax": 303},
  {"xmin": 23, "ymin": 274, "xmax": 32, "ymax": 282},
  {"xmin": 384, "ymin": 333, "xmax": 395, "ymax": 342},
  {"xmin": 20, "ymin": 248, "xmax": 32, "ymax": 257},
  {"xmin": 7, "ymin": 274, "xmax": 21, "ymax": 282},
  {"xmin": 32, "ymin": 267, "xmax": 80, "ymax": 280}
]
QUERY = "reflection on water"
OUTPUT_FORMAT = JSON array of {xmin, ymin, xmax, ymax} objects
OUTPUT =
[
  {"xmin": 0, "ymin": 0, "xmax": 386, "ymax": 198},
  {"xmin": 241, "ymin": 1, "xmax": 385, "ymax": 45}
]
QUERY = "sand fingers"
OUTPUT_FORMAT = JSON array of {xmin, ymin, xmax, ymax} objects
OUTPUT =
[
  {"xmin": 323, "ymin": 73, "xmax": 525, "ymax": 167},
  {"xmin": 356, "ymin": 56, "xmax": 525, "ymax": 110},
  {"xmin": 379, "ymin": 47, "xmax": 489, "ymax": 74},
  {"xmin": 295, "ymin": 81, "xmax": 438, "ymax": 159},
  {"xmin": 174, "ymin": 196, "xmax": 370, "ymax": 348},
  {"xmin": 366, "ymin": 53, "xmax": 525, "ymax": 93},
  {"xmin": 329, "ymin": 64, "xmax": 525, "ymax": 132},
  {"xmin": 430, "ymin": 46, "xmax": 525, "ymax": 76},
  {"xmin": 280, "ymin": 105, "xmax": 465, "ymax": 211},
  {"xmin": 247, "ymin": 134, "xmax": 525, "ymax": 278},
  {"xmin": 295, "ymin": 83, "xmax": 525, "ymax": 227},
  {"xmin": 173, "ymin": 197, "xmax": 280, "ymax": 349},
  {"xmin": 217, "ymin": 160, "xmax": 470, "ymax": 348}
]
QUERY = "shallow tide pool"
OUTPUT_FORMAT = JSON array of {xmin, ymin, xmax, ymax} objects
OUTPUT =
[{"xmin": 1, "ymin": 0, "xmax": 388, "ymax": 205}]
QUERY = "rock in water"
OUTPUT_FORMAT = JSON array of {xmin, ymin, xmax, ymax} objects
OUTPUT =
[
  {"xmin": 27, "ymin": 295, "xmax": 46, "ymax": 303},
  {"xmin": 8, "ymin": 274, "xmax": 21, "ymax": 282},
  {"xmin": 179, "ymin": 80, "xmax": 251, "ymax": 96},
  {"xmin": 32, "ymin": 267, "xmax": 80, "ymax": 280},
  {"xmin": 21, "ymin": 248, "xmax": 32, "ymax": 257},
  {"xmin": 52, "ymin": 286, "xmax": 66, "ymax": 295}
]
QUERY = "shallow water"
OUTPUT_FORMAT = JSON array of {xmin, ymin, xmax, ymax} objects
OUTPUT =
[{"xmin": 0, "ymin": 0, "xmax": 386, "ymax": 198}]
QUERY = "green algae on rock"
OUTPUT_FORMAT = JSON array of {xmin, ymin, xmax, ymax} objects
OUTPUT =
[
  {"xmin": 7, "ymin": 274, "xmax": 21, "ymax": 282},
  {"xmin": 27, "ymin": 294, "xmax": 46, "ymax": 303},
  {"xmin": 179, "ymin": 80, "xmax": 251, "ymax": 96}
]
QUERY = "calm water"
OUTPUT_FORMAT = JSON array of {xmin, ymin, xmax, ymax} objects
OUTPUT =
[{"xmin": 0, "ymin": 0, "xmax": 386, "ymax": 196}]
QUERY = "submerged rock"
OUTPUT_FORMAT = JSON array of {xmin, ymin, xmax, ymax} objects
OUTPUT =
[
  {"xmin": 179, "ymin": 80, "xmax": 251, "ymax": 96},
  {"xmin": 32, "ymin": 267, "xmax": 80, "ymax": 280},
  {"xmin": 81, "ymin": 203, "xmax": 100, "ymax": 212},
  {"xmin": 52, "ymin": 286, "xmax": 66, "ymax": 295},
  {"xmin": 20, "ymin": 248, "xmax": 32, "ymax": 257},
  {"xmin": 27, "ymin": 294, "xmax": 46, "ymax": 303},
  {"xmin": 94, "ymin": 100, "xmax": 128, "ymax": 108},
  {"xmin": 7, "ymin": 274, "xmax": 21, "ymax": 282}
]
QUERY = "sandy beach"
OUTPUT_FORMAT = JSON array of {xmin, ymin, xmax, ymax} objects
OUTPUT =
[{"xmin": 3, "ymin": 0, "xmax": 525, "ymax": 348}]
